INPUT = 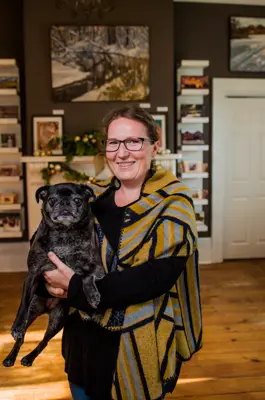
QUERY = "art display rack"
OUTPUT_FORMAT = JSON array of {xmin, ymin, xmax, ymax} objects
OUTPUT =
[
  {"xmin": 0, "ymin": 59, "xmax": 25, "ymax": 241},
  {"xmin": 176, "ymin": 59, "xmax": 211, "ymax": 237}
]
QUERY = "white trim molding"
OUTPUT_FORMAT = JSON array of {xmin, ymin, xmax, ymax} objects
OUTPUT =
[{"xmin": 174, "ymin": 0, "xmax": 265, "ymax": 5}]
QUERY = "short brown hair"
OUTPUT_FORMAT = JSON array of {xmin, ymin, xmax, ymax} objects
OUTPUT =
[{"xmin": 102, "ymin": 105, "xmax": 159, "ymax": 142}]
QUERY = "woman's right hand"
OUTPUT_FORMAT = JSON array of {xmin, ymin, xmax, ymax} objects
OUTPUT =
[{"xmin": 45, "ymin": 283, "xmax": 68, "ymax": 299}]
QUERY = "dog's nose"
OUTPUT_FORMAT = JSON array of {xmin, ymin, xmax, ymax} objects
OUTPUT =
[{"xmin": 60, "ymin": 199, "xmax": 70, "ymax": 206}]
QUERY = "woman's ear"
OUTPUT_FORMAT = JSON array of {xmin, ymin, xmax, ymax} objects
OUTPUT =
[{"xmin": 152, "ymin": 140, "xmax": 160, "ymax": 158}]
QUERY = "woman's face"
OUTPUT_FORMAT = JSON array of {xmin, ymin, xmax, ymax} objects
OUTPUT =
[{"xmin": 106, "ymin": 117, "xmax": 159, "ymax": 185}]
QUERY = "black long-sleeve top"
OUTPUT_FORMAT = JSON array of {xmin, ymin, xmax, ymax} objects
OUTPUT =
[{"xmin": 60, "ymin": 189, "xmax": 187, "ymax": 399}]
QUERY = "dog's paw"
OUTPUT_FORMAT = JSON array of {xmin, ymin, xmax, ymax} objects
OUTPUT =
[
  {"xmin": 89, "ymin": 292, "xmax": 101, "ymax": 309},
  {"xmin": 2, "ymin": 357, "xmax": 15, "ymax": 367},
  {"xmin": 21, "ymin": 356, "xmax": 33, "ymax": 367}
]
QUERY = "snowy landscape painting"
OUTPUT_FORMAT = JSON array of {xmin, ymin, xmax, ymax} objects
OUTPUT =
[
  {"xmin": 230, "ymin": 17, "xmax": 265, "ymax": 72},
  {"xmin": 50, "ymin": 25, "xmax": 149, "ymax": 102}
]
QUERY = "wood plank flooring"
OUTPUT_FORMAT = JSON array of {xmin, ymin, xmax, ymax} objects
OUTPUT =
[{"xmin": 0, "ymin": 259, "xmax": 265, "ymax": 399}]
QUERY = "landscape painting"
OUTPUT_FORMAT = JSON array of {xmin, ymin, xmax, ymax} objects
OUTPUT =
[
  {"xmin": 50, "ymin": 25, "xmax": 149, "ymax": 102},
  {"xmin": 230, "ymin": 17, "xmax": 265, "ymax": 72}
]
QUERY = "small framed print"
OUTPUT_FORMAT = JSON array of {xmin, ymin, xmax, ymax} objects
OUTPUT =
[
  {"xmin": 32, "ymin": 115, "xmax": 63, "ymax": 155},
  {"xmin": 179, "ymin": 161, "xmax": 208, "ymax": 174},
  {"xmin": 0, "ymin": 133, "xmax": 16, "ymax": 148},
  {"xmin": 150, "ymin": 112, "xmax": 167, "ymax": 150}
]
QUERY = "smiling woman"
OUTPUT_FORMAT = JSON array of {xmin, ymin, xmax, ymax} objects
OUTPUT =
[{"xmin": 43, "ymin": 105, "xmax": 202, "ymax": 400}]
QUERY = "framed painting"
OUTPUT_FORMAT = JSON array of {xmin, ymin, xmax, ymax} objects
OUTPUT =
[
  {"xmin": 50, "ymin": 25, "xmax": 149, "ymax": 102},
  {"xmin": 230, "ymin": 16, "xmax": 265, "ymax": 72},
  {"xmin": 150, "ymin": 112, "xmax": 167, "ymax": 150},
  {"xmin": 32, "ymin": 115, "xmax": 63, "ymax": 155}
]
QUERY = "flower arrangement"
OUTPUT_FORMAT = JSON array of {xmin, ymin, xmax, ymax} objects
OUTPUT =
[{"xmin": 40, "ymin": 131, "xmax": 104, "ymax": 184}]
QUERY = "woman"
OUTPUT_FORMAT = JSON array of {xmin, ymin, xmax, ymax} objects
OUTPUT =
[{"xmin": 43, "ymin": 105, "xmax": 202, "ymax": 400}]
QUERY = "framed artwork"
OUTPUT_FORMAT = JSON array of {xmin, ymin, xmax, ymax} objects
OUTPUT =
[
  {"xmin": 150, "ymin": 113, "xmax": 167, "ymax": 150},
  {"xmin": 0, "ymin": 133, "xmax": 16, "ymax": 148},
  {"xmin": 32, "ymin": 116, "xmax": 63, "ymax": 155},
  {"xmin": 180, "ymin": 76, "xmax": 209, "ymax": 90},
  {"xmin": 50, "ymin": 25, "xmax": 149, "ymax": 102},
  {"xmin": 230, "ymin": 17, "xmax": 265, "ymax": 72}
]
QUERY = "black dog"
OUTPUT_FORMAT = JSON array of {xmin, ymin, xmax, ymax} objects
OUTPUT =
[{"xmin": 3, "ymin": 183, "xmax": 105, "ymax": 367}]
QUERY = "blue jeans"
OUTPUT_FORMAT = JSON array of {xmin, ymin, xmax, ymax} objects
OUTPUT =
[{"xmin": 69, "ymin": 382, "xmax": 90, "ymax": 400}]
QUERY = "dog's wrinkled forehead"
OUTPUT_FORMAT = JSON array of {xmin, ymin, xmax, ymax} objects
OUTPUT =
[{"xmin": 35, "ymin": 183, "xmax": 94, "ymax": 204}]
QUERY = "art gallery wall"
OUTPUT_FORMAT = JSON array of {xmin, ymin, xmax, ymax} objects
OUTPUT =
[{"xmin": 22, "ymin": 0, "xmax": 175, "ymax": 155}]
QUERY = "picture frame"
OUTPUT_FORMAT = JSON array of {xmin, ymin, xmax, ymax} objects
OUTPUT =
[
  {"xmin": 0, "ymin": 133, "xmax": 16, "ymax": 148},
  {"xmin": 180, "ymin": 104, "xmax": 206, "ymax": 119},
  {"xmin": 32, "ymin": 115, "xmax": 63, "ymax": 155},
  {"xmin": 0, "ymin": 76, "xmax": 18, "ymax": 90},
  {"xmin": 50, "ymin": 25, "xmax": 149, "ymax": 102},
  {"xmin": 230, "ymin": 16, "xmax": 265, "ymax": 72},
  {"xmin": 180, "ymin": 76, "xmax": 209, "ymax": 90},
  {"xmin": 191, "ymin": 188, "xmax": 209, "ymax": 200},
  {"xmin": 179, "ymin": 161, "xmax": 208, "ymax": 174},
  {"xmin": 180, "ymin": 130, "xmax": 205, "ymax": 145},
  {"xmin": 150, "ymin": 112, "xmax": 167, "ymax": 150},
  {"xmin": 0, "ymin": 164, "xmax": 20, "ymax": 177}
]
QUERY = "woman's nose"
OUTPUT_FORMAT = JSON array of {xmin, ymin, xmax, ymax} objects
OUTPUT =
[{"xmin": 116, "ymin": 142, "xmax": 129, "ymax": 157}]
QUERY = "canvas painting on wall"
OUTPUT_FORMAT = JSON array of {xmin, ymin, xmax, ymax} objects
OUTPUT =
[
  {"xmin": 50, "ymin": 25, "xmax": 149, "ymax": 102},
  {"xmin": 230, "ymin": 17, "xmax": 265, "ymax": 72}
]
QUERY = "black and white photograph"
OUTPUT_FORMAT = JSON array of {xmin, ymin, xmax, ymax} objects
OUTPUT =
[
  {"xmin": 50, "ymin": 25, "xmax": 149, "ymax": 102},
  {"xmin": 0, "ymin": 133, "xmax": 16, "ymax": 148},
  {"xmin": 230, "ymin": 17, "xmax": 265, "ymax": 72}
]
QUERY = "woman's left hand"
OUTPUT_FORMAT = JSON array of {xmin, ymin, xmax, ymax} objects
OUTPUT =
[{"xmin": 44, "ymin": 252, "xmax": 75, "ymax": 291}]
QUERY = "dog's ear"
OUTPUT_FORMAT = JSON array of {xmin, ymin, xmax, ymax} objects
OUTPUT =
[
  {"xmin": 79, "ymin": 184, "xmax": 95, "ymax": 200},
  {"xmin": 35, "ymin": 185, "xmax": 50, "ymax": 203}
]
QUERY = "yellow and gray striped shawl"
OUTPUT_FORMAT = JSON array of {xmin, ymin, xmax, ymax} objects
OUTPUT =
[{"xmin": 80, "ymin": 169, "xmax": 202, "ymax": 400}]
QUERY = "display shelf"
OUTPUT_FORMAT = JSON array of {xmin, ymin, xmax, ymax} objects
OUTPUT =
[
  {"xmin": 0, "ymin": 147, "xmax": 20, "ymax": 154},
  {"xmin": 181, "ymin": 172, "xmax": 209, "ymax": 179},
  {"xmin": 178, "ymin": 60, "xmax": 209, "ymax": 69},
  {"xmin": 0, "ymin": 176, "xmax": 21, "ymax": 183},
  {"xmin": 0, "ymin": 59, "xmax": 24, "ymax": 242},
  {"xmin": 180, "ymin": 117, "xmax": 209, "ymax": 124},
  {"xmin": 0, "ymin": 118, "xmax": 18, "ymax": 125},
  {"xmin": 197, "ymin": 224, "xmax": 208, "ymax": 232},
  {"xmin": 181, "ymin": 145, "xmax": 209, "ymax": 151},
  {"xmin": 0, "ymin": 89, "xmax": 18, "ymax": 95},
  {"xmin": 193, "ymin": 199, "xmax": 208, "ymax": 206},
  {"xmin": 180, "ymin": 89, "xmax": 209, "ymax": 96},
  {"xmin": 0, "ymin": 203, "xmax": 22, "ymax": 211},
  {"xmin": 0, "ymin": 231, "xmax": 22, "ymax": 238}
]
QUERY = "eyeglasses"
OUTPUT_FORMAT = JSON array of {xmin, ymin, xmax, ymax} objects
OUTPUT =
[{"xmin": 104, "ymin": 137, "xmax": 154, "ymax": 152}]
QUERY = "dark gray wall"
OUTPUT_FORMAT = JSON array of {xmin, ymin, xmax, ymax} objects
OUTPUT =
[
  {"xmin": 174, "ymin": 2, "xmax": 265, "ymax": 78},
  {"xmin": 23, "ymin": 0, "xmax": 175, "ymax": 155},
  {"xmin": 0, "ymin": 0, "xmax": 23, "ymax": 62}
]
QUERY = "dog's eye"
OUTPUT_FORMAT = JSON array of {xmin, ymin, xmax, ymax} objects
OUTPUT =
[
  {"xmin": 74, "ymin": 198, "xmax": 82, "ymax": 206},
  {"xmin": 48, "ymin": 197, "xmax": 56, "ymax": 206}
]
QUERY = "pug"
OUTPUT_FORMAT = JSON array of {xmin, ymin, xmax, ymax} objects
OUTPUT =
[{"xmin": 3, "ymin": 182, "xmax": 105, "ymax": 367}]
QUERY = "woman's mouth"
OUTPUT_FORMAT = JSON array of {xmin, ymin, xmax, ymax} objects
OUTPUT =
[{"xmin": 116, "ymin": 162, "xmax": 135, "ymax": 169}]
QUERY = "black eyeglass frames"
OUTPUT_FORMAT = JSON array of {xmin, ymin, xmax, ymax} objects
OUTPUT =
[{"xmin": 103, "ymin": 137, "xmax": 155, "ymax": 152}]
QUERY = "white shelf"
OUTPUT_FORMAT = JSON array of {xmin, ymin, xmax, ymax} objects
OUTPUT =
[
  {"xmin": 21, "ymin": 155, "xmax": 100, "ymax": 163},
  {"xmin": 197, "ymin": 224, "xmax": 208, "ymax": 232},
  {"xmin": 0, "ymin": 231, "xmax": 22, "ymax": 238},
  {"xmin": 155, "ymin": 153, "xmax": 182, "ymax": 160},
  {"xmin": 178, "ymin": 60, "xmax": 209, "ymax": 69},
  {"xmin": 180, "ymin": 89, "xmax": 209, "ymax": 96},
  {"xmin": 0, "ymin": 176, "xmax": 20, "ymax": 183},
  {"xmin": 181, "ymin": 172, "xmax": 209, "ymax": 179},
  {"xmin": 181, "ymin": 145, "xmax": 209, "ymax": 151},
  {"xmin": 193, "ymin": 199, "xmax": 208, "ymax": 206},
  {"xmin": 0, "ymin": 203, "xmax": 21, "ymax": 211},
  {"xmin": 0, "ymin": 89, "xmax": 18, "ymax": 96},
  {"xmin": 0, "ymin": 147, "xmax": 20, "ymax": 154},
  {"xmin": 0, "ymin": 118, "xmax": 18, "ymax": 125},
  {"xmin": 180, "ymin": 117, "xmax": 209, "ymax": 124}
]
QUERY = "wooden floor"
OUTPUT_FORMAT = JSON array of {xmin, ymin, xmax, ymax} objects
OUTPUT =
[{"xmin": 0, "ymin": 259, "xmax": 265, "ymax": 399}]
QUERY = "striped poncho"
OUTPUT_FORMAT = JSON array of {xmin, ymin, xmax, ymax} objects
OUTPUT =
[{"xmin": 79, "ymin": 168, "xmax": 202, "ymax": 400}]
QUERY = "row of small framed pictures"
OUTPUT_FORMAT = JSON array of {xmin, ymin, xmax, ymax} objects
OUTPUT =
[{"xmin": 31, "ymin": 112, "xmax": 169, "ymax": 155}]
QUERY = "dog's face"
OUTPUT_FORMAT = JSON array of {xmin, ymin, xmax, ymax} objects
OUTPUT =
[{"xmin": 35, "ymin": 183, "xmax": 94, "ymax": 227}]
